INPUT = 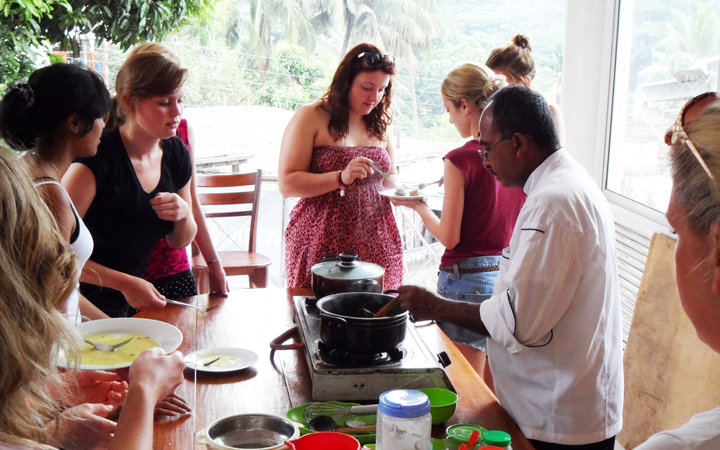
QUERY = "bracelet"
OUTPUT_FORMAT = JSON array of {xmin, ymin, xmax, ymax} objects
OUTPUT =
[
  {"xmin": 206, "ymin": 258, "xmax": 220, "ymax": 265},
  {"xmin": 336, "ymin": 170, "xmax": 347, "ymax": 197}
]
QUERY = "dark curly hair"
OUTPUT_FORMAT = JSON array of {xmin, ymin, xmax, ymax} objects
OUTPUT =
[
  {"xmin": 319, "ymin": 43, "xmax": 395, "ymax": 142},
  {"xmin": 0, "ymin": 63, "xmax": 110, "ymax": 151}
]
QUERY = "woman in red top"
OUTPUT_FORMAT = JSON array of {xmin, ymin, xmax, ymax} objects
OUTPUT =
[{"xmin": 393, "ymin": 64, "xmax": 525, "ymax": 377}]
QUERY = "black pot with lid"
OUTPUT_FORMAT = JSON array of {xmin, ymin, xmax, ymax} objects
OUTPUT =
[{"xmin": 310, "ymin": 253, "xmax": 385, "ymax": 299}]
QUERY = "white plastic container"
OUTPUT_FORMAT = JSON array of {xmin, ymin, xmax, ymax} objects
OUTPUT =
[{"xmin": 377, "ymin": 389, "xmax": 432, "ymax": 450}]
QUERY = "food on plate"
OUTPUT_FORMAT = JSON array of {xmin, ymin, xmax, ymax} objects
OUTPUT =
[
  {"xmin": 394, "ymin": 187, "xmax": 406, "ymax": 196},
  {"xmin": 409, "ymin": 190, "xmax": 420, "ymax": 196},
  {"xmin": 81, "ymin": 332, "xmax": 157, "ymax": 366},
  {"xmin": 192, "ymin": 352, "xmax": 238, "ymax": 368}
]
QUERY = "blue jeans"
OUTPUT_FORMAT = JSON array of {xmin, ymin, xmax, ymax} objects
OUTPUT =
[{"xmin": 436, "ymin": 255, "xmax": 499, "ymax": 351}]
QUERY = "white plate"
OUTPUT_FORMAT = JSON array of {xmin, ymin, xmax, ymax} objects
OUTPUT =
[
  {"xmin": 59, "ymin": 318, "xmax": 183, "ymax": 370},
  {"xmin": 185, "ymin": 347, "xmax": 258, "ymax": 373},
  {"xmin": 380, "ymin": 188, "xmax": 426, "ymax": 201}
]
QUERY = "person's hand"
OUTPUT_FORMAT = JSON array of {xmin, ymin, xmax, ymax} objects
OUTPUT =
[
  {"xmin": 68, "ymin": 370, "xmax": 128, "ymax": 406},
  {"xmin": 208, "ymin": 263, "xmax": 229, "ymax": 296},
  {"xmin": 127, "ymin": 348, "xmax": 185, "ymax": 405},
  {"xmin": 120, "ymin": 276, "xmax": 166, "ymax": 311},
  {"xmin": 150, "ymin": 192, "xmax": 191, "ymax": 222},
  {"xmin": 390, "ymin": 197, "xmax": 426, "ymax": 211},
  {"xmin": 154, "ymin": 392, "xmax": 192, "ymax": 419},
  {"xmin": 396, "ymin": 285, "xmax": 445, "ymax": 321},
  {"xmin": 340, "ymin": 156, "xmax": 374, "ymax": 185},
  {"xmin": 55, "ymin": 403, "xmax": 117, "ymax": 450}
]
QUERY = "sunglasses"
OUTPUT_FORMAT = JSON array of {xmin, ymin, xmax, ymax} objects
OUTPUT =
[
  {"xmin": 356, "ymin": 51, "xmax": 395, "ymax": 67},
  {"xmin": 665, "ymin": 92, "xmax": 718, "ymax": 180}
]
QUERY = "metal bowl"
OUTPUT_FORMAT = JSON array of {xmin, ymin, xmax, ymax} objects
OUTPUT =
[{"xmin": 196, "ymin": 413, "xmax": 300, "ymax": 449}]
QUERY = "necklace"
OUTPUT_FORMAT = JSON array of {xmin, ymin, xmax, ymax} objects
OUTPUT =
[{"xmin": 28, "ymin": 152, "xmax": 62, "ymax": 181}]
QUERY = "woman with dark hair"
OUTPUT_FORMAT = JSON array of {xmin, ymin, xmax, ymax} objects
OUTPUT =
[
  {"xmin": 0, "ymin": 62, "xmax": 110, "ymax": 323},
  {"xmin": 278, "ymin": 42, "xmax": 403, "ymax": 289},
  {"xmin": 64, "ymin": 46, "xmax": 197, "ymax": 317}
]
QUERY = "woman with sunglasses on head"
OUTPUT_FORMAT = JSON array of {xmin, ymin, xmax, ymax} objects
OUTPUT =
[
  {"xmin": 391, "ymin": 64, "xmax": 525, "ymax": 378},
  {"xmin": 486, "ymin": 34, "xmax": 565, "ymax": 144},
  {"xmin": 635, "ymin": 92, "xmax": 720, "ymax": 449},
  {"xmin": 279, "ymin": 43, "xmax": 403, "ymax": 289},
  {"xmin": 64, "ymin": 45, "xmax": 197, "ymax": 318},
  {"xmin": 0, "ymin": 63, "xmax": 110, "ymax": 324}
]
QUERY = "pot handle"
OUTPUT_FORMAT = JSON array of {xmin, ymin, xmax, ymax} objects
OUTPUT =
[
  {"xmin": 322, "ymin": 314, "xmax": 348, "ymax": 329},
  {"xmin": 269, "ymin": 326, "xmax": 305, "ymax": 351},
  {"xmin": 195, "ymin": 428, "xmax": 211, "ymax": 445}
]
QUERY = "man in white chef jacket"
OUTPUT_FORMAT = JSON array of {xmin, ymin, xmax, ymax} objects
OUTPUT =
[{"xmin": 397, "ymin": 85, "xmax": 623, "ymax": 450}]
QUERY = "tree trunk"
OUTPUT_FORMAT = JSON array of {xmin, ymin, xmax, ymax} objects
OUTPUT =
[{"xmin": 341, "ymin": 15, "xmax": 354, "ymax": 57}]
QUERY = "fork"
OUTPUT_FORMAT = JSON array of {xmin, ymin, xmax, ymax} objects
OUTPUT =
[
  {"xmin": 165, "ymin": 298, "xmax": 218, "ymax": 312},
  {"xmin": 84, "ymin": 337, "xmax": 134, "ymax": 352},
  {"xmin": 369, "ymin": 162, "xmax": 401, "ymax": 189},
  {"xmin": 413, "ymin": 177, "xmax": 443, "ymax": 191}
]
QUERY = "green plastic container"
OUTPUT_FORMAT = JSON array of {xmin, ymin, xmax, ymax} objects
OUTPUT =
[
  {"xmin": 445, "ymin": 423, "xmax": 486, "ymax": 450},
  {"xmin": 481, "ymin": 430, "xmax": 512, "ymax": 448}
]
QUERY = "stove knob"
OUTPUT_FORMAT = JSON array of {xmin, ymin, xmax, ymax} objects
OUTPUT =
[{"xmin": 437, "ymin": 351, "xmax": 451, "ymax": 367}]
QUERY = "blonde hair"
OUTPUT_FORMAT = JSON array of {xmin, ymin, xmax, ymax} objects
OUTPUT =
[
  {"xmin": 0, "ymin": 147, "xmax": 80, "ymax": 447},
  {"xmin": 106, "ymin": 42, "xmax": 187, "ymax": 129},
  {"xmin": 670, "ymin": 100, "xmax": 720, "ymax": 235},
  {"xmin": 486, "ymin": 34, "xmax": 536, "ymax": 83},
  {"xmin": 441, "ymin": 63, "xmax": 506, "ymax": 111}
]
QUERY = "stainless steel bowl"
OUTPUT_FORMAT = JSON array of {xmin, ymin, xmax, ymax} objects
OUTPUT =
[{"xmin": 196, "ymin": 413, "xmax": 300, "ymax": 450}]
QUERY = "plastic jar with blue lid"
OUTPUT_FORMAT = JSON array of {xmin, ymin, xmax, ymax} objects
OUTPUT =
[{"xmin": 377, "ymin": 389, "xmax": 432, "ymax": 450}]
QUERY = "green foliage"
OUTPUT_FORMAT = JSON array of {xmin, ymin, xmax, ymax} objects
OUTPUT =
[
  {"xmin": 0, "ymin": 0, "xmax": 69, "ymax": 91},
  {"xmin": 0, "ymin": 0, "xmax": 212, "ymax": 91}
]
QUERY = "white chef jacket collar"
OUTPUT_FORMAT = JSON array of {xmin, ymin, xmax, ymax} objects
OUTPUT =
[{"xmin": 523, "ymin": 147, "xmax": 567, "ymax": 195}]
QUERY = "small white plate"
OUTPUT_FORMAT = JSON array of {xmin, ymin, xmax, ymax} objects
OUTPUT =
[
  {"xmin": 380, "ymin": 188, "xmax": 426, "ymax": 201},
  {"xmin": 185, "ymin": 347, "xmax": 258, "ymax": 373},
  {"xmin": 59, "ymin": 318, "xmax": 183, "ymax": 370}
]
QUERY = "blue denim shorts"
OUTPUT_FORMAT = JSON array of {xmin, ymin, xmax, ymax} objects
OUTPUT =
[{"xmin": 436, "ymin": 255, "xmax": 500, "ymax": 351}]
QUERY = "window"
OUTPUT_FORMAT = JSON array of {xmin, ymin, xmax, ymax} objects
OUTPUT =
[{"xmin": 606, "ymin": 0, "xmax": 720, "ymax": 213}]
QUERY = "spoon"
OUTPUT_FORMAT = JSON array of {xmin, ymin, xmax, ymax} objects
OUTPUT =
[
  {"xmin": 84, "ymin": 337, "xmax": 134, "ymax": 352},
  {"xmin": 373, "ymin": 297, "xmax": 402, "ymax": 318},
  {"xmin": 307, "ymin": 415, "xmax": 376, "ymax": 434}
]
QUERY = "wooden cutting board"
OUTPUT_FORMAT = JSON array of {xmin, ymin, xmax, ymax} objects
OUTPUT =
[{"xmin": 618, "ymin": 233, "xmax": 720, "ymax": 448}]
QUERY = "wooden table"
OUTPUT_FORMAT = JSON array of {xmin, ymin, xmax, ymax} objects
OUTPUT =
[{"xmin": 136, "ymin": 288, "xmax": 532, "ymax": 449}]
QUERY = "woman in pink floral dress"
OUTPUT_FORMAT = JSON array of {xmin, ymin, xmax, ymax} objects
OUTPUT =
[{"xmin": 279, "ymin": 43, "xmax": 403, "ymax": 289}]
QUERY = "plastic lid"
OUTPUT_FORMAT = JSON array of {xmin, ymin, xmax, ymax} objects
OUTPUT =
[
  {"xmin": 445, "ymin": 423, "xmax": 486, "ymax": 442},
  {"xmin": 378, "ymin": 389, "xmax": 430, "ymax": 418},
  {"xmin": 310, "ymin": 253, "xmax": 385, "ymax": 280},
  {"xmin": 482, "ymin": 430, "xmax": 511, "ymax": 447}
]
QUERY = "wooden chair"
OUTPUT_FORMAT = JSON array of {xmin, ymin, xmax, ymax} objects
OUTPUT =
[
  {"xmin": 617, "ymin": 233, "xmax": 720, "ymax": 448},
  {"xmin": 191, "ymin": 170, "xmax": 271, "ymax": 290}
]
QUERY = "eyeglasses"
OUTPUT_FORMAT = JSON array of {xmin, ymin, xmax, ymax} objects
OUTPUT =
[
  {"xmin": 356, "ymin": 51, "xmax": 395, "ymax": 67},
  {"xmin": 479, "ymin": 134, "xmax": 515, "ymax": 161},
  {"xmin": 665, "ymin": 92, "xmax": 717, "ymax": 180}
]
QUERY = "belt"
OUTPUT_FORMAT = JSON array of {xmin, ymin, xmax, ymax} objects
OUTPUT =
[{"xmin": 438, "ymin": 264, "xmax": 499, "ymax": 274}]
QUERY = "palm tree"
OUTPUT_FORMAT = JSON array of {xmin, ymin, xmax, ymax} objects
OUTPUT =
[
  {"xmin": 224, "ymin": 0, "xmax": 316, "ymax": 80},
  {"xmin": 308, "ymin": 0, "xmax": 438, "ymax": 135}
]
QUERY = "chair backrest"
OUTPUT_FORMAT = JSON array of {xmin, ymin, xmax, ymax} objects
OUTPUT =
[
  {"xmin": 618, "ymin": 233, "xmax": 720, "ymax": 448},
  {"xmin": 195, "ymin": 169, "xmax": 262, "ymax": 252}
]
